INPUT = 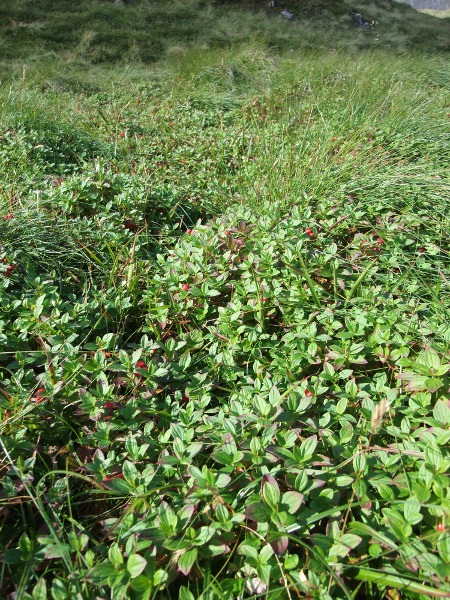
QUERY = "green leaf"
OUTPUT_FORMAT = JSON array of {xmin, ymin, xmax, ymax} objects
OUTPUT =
[
  {"xmin": 403, "ymin": 501, "xmax": 422, "ymax": 525},
  {"xmin": 425, "ymin": 377, "xmax": 443, "ymax": 392},
  {"xmin": 178, "ymin": 548, "xmax": 198, "ymax": 576},
  {"xmin": 153, "ymin": 569, "xmax": 169, "ymax": 587},
  {"xmin": 2, "ymin": 549, "xmax": 23, "ymax": 565},
  {"xmin": 281, "ymin": 491, "xmax": 304, "ymax": 514},
  {"xmin": 179, "ymin": 586, "xmax": 195, "ymax": 600},
  {"xmin": 298, "ymin": 435, "xmax": 318, "ymax": 462},
  {"xmin": 51, "ymin": 579, "xmax": 67, "ymax": 600},
  {"xmin": 245, "ymin": 502, "xmax": 271, "ymax": 522},
  {"xmin": 420, "ymin": 348, "xmax": 442, "ymax": 372},
  {"xmin": 433, "ymin": 399, "xmax": 450, "ymax": 426},
  {"xmin": 329, "ymin": 534, "xmax": 362, "ymax": 559},
  {"xmin": 353, "ymin": 452, "xmax": 367, "ymax": 474},
  {"xmin": 211, "ymin": 450, "xmax": 234, "ymax": 465},
  {"xmin": 194, "ymin": 526, "xmax": 215, "ymax": 546},
  {"xmin": 127, "ymin": 554, "xmax": 147, "ymax": 578},
  {"xmin": 261, "ymin": 474, "xmax": 281, "ymax": 509},
  {"xmin": 130, "ymin": 575, "xmax": 152, "ymax": 593},
  {"xmin": 259, "ymin": 544, "xmax": 274, "ymax": 564},
  {"xmin": 108, "ymin": 543, "xmax": 124, "ymax": 570},
  {"xmin": 238, "ymin": 544, "xmax": 259, "ymax": 560},
  {"xmin": 122, "ymin": 460, "xmax": 138, "ymax": 486},
  {"xmin": 159, "ymin": 501, "xmax": 178, "ymax": 533},
  {"xmin": 88, "ymin": 561, "xmax": 119, "ymax": 585},
  {"xmin": 104, "ymin": 478, "xmax": 134, "ymax": 493},
  {"xmin": 438, "ymin": 532, "xmax": 450, "ymax": 564},
  {"xmin": 383, "ymin": 508, "xmax": 412, "ymax": 540},
  {"xmin": 32, "ymin": 578, "xmax": 47, "ymax": 600}
]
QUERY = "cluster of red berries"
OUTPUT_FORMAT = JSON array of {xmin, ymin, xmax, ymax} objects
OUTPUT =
[
  {"xmin": 3, "ymin": 213, "xmax": 14, "ymax": 220},
  {"xmin": 2, "ymin": 257, "xmax": 16, "ymax": 276},
  {"xmin": 305, "ymin": 228, "xmax": 314, "ymax": 238},
  {"xmin": 134, "ymin": 360, "xmax": 148, "ymax": 382}
]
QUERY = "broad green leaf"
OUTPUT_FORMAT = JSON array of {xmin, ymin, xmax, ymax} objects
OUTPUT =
[
  {"xmin": 433, "ymin": 399, "xmax": 450, "ymax": 425},
  {"xmin": 438, "ymin": 533, "xmax": 450, "ymax": 564},
  {"xmin": 211, "ymin": 451, "xmax": 234, "ymax": 465},
  {"xmin": 179, "ymin": 586, "xmax": 195, "ymax": 600},
  {"xmin": 261, "ymin": 474, "xmax": 280, "ymax": 509},
  {"xmin": 32, "ymin": 578, "xmax": 47, "ymax": 600},
  {"xmin": 245, "ymin": 502, "xmax": 271, "ymax": 523},
  {"xmin": 159, "ymin": 501, "xmax": 177, "ymax": 529},
  {"xmin": 130, "ymin": 575, "xmax": 152, "ymax": 592},
  {"xmin": 126, "ymin": 554, "xmax": 147, "ymax": 578},
  {"xmin": 281, "ymin": 491, "xmax": 304, "ymax": 514},
  {"xmin": 88, "ymin": 562, "xmax": 118, "ymax": 585},
  {"xmin": 403, "ymin": 501, "xmax": 422, "ymax": 525},
  {"xmin": 51, "ymin": 579, "xmax": 67, "ymax": 600},
  {"xmin": 108, "ymin": 543, "xmax": 124, "ymax": 570},
  {"xmin": 178, "ymin": 548, "xmax": 198, "ymax": 576},
  {"xmin": 194, "ymin": 526, "xmax": 215, "ymax": 545},
  {"xmin": 383, "ymin": 508, "xmax": 412, "ymax": 540},
  {"xmin": 298, "ymin": 435, "xmax": 318, "ymax": 462},
  {"xmin": 238, "ymin": 544, "xmax": 259, "ymax": 560},
  {"xmin": 259, "ymin": 544, "xmax": 274, "ymax": 564}
]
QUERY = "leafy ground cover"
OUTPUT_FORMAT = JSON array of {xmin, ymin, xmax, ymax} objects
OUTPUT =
[{"xmin": 1, "ymin": 2, "xmax": 450, "ymax": 598}]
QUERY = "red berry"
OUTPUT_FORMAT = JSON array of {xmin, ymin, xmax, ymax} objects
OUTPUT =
[
  {"xmin": 305, "ymin": 389, "xmax": 313, "ymax": 397},
  {"xmin": 262, "ymin": 297, "xmax": 269, "ymax": 302},
  {"xmin": 309, "ymin": 232, "xmax": 315, "ymax": 238},
  {"xmin": 120, "ymin": 131, "xmax": 125, "ymax": 138},
  {"xmin": 186, "ymin": 229, "xmax": 192, "ymax": 234},
  {"xmin": 418, "ymin": 248, "xmax": 424, "ymax": 253},
  {"xmin": 104, "ymin": 402, "xmax": 115, "ymax": 410},
  {"xmin": 124, "ymin": 219, "xmax": 137, "ymax": 230},
  {"xmin": 182, "ymin": 283, "xmax": 190, "ymax": 291},
  {"xmin": 135, "ymin": 360, "xmax": 147, "ymax": 369},
  {"xmin": 437, "ymin": 522, "xmax": 445, "ymax": 532},
  {"xmin": 3, "ymin": 214, "xmax": 14, "ymax": 220},
  {"xmin": 377, "ymin": 238, "xmax": 383, "ymax": 245},
  {"xmin": 305, "ymin": 228, "xmax": 312, "ymax": 234},
  {"xmin": 225, "ymin": 230, "xmax": 230, "ymax": 236}
]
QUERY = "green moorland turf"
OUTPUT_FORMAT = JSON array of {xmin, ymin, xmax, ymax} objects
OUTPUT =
[{"xmin": 0, "ymin": 0, "xmax": 450, "ymax": 598}]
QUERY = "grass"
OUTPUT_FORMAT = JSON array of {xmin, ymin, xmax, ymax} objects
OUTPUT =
[{"xmin": 1, "ymin": 0, "xmax": 450, "ymax": 598}]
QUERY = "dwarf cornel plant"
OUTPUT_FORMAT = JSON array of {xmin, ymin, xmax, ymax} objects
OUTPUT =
[{"xmin": 0, "ymin": 3, "xmax": 450, "ymax": 598}]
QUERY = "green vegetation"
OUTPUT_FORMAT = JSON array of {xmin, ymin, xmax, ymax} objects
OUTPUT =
[{"xmin": 1, "ymin": 0, "xmax": 450, "ymax": 598}]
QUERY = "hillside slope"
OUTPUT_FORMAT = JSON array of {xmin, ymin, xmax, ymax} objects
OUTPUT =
[{"xmin": 0, "ymin": 0, "xmax": 448, "ymax": 78}]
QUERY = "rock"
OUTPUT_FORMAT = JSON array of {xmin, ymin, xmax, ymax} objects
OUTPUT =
[
  {"xmin": 352, "ymin": 12, "xmax": 374, "ymax": 29},
  {"xmin": 281, "ymin": 9, "xmax": 296, "ymax": 20}
]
